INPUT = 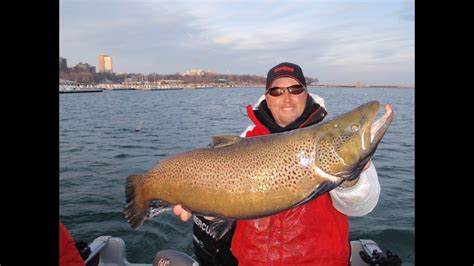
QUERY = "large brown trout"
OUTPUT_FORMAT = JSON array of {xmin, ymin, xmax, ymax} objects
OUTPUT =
[{"xmin": 125, "ymin": 101, "xmax": 393, "ymax": 236}]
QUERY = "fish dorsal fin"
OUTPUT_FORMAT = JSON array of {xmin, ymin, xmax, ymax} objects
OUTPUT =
[{"xmin": 210, "ymin": 135, "xmax": 243, "ymax": 148}]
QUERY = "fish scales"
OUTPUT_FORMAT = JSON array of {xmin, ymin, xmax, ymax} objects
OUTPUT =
[{"xmin": 143, "ymin": 130, "xmax": 322, "ymax": 219}]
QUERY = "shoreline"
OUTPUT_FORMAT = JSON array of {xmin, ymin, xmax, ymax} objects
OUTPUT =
[{"xmin": 59, "ymin": 85, "xmax": 414, "ymax": 93}]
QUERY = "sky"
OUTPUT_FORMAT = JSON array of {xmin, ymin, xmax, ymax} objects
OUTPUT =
[{"xmin": 60, "ymin": 0, "xmax": 414, "ymax": 85}]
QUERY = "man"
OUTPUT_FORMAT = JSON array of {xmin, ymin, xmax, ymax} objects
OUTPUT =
[{"xmin": 174, "ymin": 62, "xmax": 380, "ymax": 265}]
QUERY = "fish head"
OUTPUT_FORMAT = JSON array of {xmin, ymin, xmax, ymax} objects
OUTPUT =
[{"xmin": 313, "ymin": 101, "xmax": 394, "ymax": 181}]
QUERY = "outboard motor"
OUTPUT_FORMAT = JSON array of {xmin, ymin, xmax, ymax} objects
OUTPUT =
[{"xmin": 153, "ymin": 250, "xmax": 199, "ymax": 266}]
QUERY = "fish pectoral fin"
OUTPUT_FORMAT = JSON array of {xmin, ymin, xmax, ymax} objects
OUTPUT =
[
  {"xmin": 208, "ymin": 217, "xmax": 235, "ymax": 240},
  {"xmin": 210, "ymin": 135, "xmax": 243, "ymax": 148},
  {"xmin": 292, "ymin": 181, "xmax": 341, "ymax": 208},
  {"xmin": 148, "ymin": 200, "xmax": 172, "ymax": 218}
]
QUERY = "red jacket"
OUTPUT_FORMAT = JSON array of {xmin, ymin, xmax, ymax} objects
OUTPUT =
[
  {"xmin": 59, "ymin": 221, "xmax": 85, "ymax": 266},
  {"xmin": 230, "ymin": 105, "xmax": 350, "ymax": 266}
]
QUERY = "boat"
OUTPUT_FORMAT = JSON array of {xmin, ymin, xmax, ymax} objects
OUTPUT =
[{"xmin": 79, "ymin": 236, "xmax": 402, "ymax": 266}]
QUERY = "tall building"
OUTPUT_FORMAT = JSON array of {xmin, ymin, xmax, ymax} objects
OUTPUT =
[
  {"xmin": 59, "ymin": 57, "xmax": 67, "ymax": 70},
  {"xmin": 98, "ymin": 55, "xmax": 113, "ymax": 73}
]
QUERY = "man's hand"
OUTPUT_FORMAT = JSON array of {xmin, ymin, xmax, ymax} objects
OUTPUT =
[
  {"xmin": 341, "ymin": 160, "xmax": 372, "ymax": 188},
  {"xmin": 173, "ymin": 205, "xmax": 216, "ymax": 221},
  {"xmin": 173, "ymin": 205, "xmax": 192, "ymax": 222}
]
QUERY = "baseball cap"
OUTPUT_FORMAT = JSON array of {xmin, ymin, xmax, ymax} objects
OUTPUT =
[{"xmin": 266, "ymin": 62, "xmax": 306, "ymax": 90}]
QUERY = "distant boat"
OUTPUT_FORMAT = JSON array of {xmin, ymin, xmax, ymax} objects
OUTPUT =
[{"xmin": 135, "ymin": 120, "xmax": 144, "ymax": 131}]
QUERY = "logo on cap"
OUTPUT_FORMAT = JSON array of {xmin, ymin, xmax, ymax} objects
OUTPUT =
[{"xmin": 274, "ymin": 66, "xmax": 294, "ymax": 73}]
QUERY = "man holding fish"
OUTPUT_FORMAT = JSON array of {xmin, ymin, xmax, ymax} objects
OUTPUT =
[{"xmin": 166, "ymin": 62, "xmax": 392, "ymax": 265}]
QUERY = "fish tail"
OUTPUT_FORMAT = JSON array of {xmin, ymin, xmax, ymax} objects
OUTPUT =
[{"xmin": 124, "ymin": 174, "xmax": 146, "ymax": 229}]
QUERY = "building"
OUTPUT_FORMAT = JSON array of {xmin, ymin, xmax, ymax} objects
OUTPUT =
[
  {"xmin": 182, "ymin": 69, "xmax": 215, "ymax": 76},
  {"xmin": 74, "ymin": 62, "xmax": 96, "ymax": 73},
  {"xmin": 60, "ymin": 57, "xmax": 67, "ymax": 70},
  {"xmin": 98, "ymin": 55, "xmax": 113, "ymax": 73}
]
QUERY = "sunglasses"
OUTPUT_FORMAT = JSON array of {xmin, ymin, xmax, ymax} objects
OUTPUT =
[{"xmin": 266, "ymin": 84, "xmax": 306, "ymax": 97}]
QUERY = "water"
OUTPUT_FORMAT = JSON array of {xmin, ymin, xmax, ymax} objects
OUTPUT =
[{"xmin": 60, "ymin": 87, "xmax": 414, "ymax": 265}]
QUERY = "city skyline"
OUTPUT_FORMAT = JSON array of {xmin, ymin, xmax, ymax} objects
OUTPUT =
[{"xmin": 60, "ymin": 0, "xmax": 414, "ymax": 85}]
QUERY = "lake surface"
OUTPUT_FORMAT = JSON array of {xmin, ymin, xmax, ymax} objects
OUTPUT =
[{"xmin": 60, "ymin": 87, "xmax": 414, "ymax": 265}]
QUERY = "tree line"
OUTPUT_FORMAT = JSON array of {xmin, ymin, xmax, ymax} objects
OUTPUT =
[
  {"xmin": 59, "ymin": 69, "xmax": 318, "ymax": 85},
  {"xmin": 60, "ymin": 69, "xmax": 267, "ymax": 85}
]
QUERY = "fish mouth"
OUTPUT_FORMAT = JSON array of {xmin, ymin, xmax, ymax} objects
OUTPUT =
[
  {"xmin": 337, "ymin": 103, "xmax": 394, "ymax": 181},
  {"xmin": 370, "ymin": 104, "xmax": 394, "ymax": 145}
]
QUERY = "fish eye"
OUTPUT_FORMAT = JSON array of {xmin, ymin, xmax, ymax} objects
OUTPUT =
[{"xmin": 350, "ymin": 123, "xmax": 360, "ymax": 132}]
